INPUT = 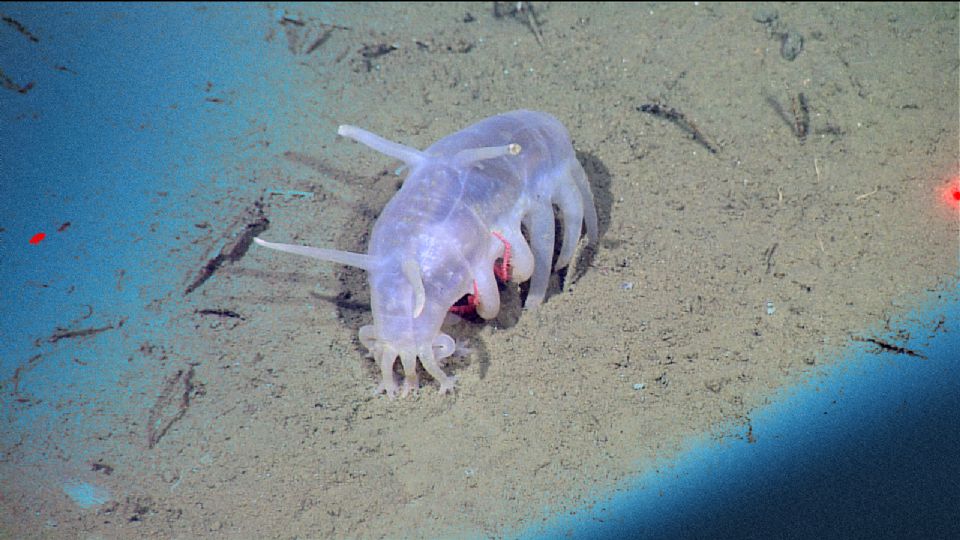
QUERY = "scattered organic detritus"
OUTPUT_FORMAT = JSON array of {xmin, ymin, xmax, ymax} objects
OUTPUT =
[
  {"xmin": 90, "ymin": 462, "xmax": 114, "ymax": 475},
  {"xmin": 48, "ymin": 318, "xmax": 125, "ymax": 343},
  {"xmin": 146, "ymin": 366, "xmax": 201, "ymax": 449},
  {"xmin": 637, "ymin": 102, "xmax": 719, "ymax": 154},
  {"xmin": 752, "ymin": 9, "xmax": 804, "ymax": 61},
  {"xmin": 184, "ymin": 199, "xmax": 269, "ymax": 296},
  {"xmin": 494, "ymin": 2, "xmax": 545, "ymax": 46},
  {"xmin": 791, "ymin": 93, "xmax": 810, "ymax": 139},
  {"xmin": 763, "ymin": 243, "xmax": 778, "ymax": 275},
  {"xmin": 358, "ymin": 43, "xmax": 398, "ymax": 72},
  {"xmin": 196, "ymin": 308, "xmax": 245, "ymax": 320},
  {"xmin": 2, "ymin": 14, "xmax": 39, "ymax": 42},
  {"xmin": 266, "ymin": 188, "xmax": 315, "ymax": 201},
  {"xmin": 766, "ymin": 92, "xmax": 809, "ymax": 141},
  {"xmin": 277, "ymin": 12, "xmax": 348, "ymax": 56},
  {"xmin": 852, "ymin": 336, "xmax": 926, "ymax": 360},
  {"xmin": 0, "ymin": 67, "xmax": 34, "ymax": 94}
]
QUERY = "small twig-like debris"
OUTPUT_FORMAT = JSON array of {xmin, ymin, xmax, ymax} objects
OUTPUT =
[
  {"xmin": 2, "ymin": 15, "xmax": 39, "ymax": 42},
  {"xmin": 766, "ymin": 92, "xmax": 809, "ymax": 141},
  {"xmin": 184, "ymin": 199, "xmax": 269, "ymax": 296},
  {"xmin": 266, "ymin": 188, "xmax": 315, "ymax": 201},
  {"xmin": 638, "ymin": 102, "xmax": 719, "ymax": 154},
  {"xmin": 763, "ymin": 243, "xmax": 778, "ymax": 274},
  {"xmin": 304, "ymin": 28, "xmax": 334, "ymax": 55},
  {"xmin": 791, "ymin": 93, "xmax": 810, "ymax": 140},
  {"xmin": 359, "ymin": 43, "xmax": 398, "ymax": 71},
  {"xmin": 361, "ymin": 43, "xmax": 397, "ymax": 59},
  {"xmin": 90, "ymin": 462, "xmax": 114, "ymax": 475},
  {"xmin": 196, "ymin": 308, "xmax": 245, "ymax": 320},
  {"xmin": 852, "ymin": 336, "xmax": 926, "ymax": 360},
  {"xmin": 48, "ymin": 318, "xmax": 125, "ymax": 343},
  {"xmin": 855, "ymin": 187, "xmax": 879, "ymax": 201},
  {"xmin": 494, "ymin": 2, "xmax": 545, "ymax": 46},
  {"xmin": 0, "ymin": 67, "xmax": 34, "ymax": 94},
  {"xmin": 279, "ymin": 14, "xmax": 305, "ymax": 27},
  {"xmin": 519, "ymin": 2, "xmax": 545, "ymax": 46},
  {"xmin": 146, "ymin": 367, "xmax": 199, "ymax": 449},
  {"xmin": 49, "ymin": 325, "xmax": 111, "ymax": 342},
  {"xmin": 278, "ymin": 12, "xmax": 349, "ymax": 56},
  {"xmin": 6, "ymin": 355, "xmax": 42, "ymax": 398}
]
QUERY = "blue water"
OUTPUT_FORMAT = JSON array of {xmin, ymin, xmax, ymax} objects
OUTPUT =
[{"xmin": 524, "ymin": 288, "xmax": 960, "ymax": 539}]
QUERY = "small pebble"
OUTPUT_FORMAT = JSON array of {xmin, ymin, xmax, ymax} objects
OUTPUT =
[
  {"xmin": 766, "ymin": 300, "xmax": 776, "ymax": 315},
  {"xmin": 780, "ymin": 30, "xmax": 804, "ymax": 61},
  {"xmin": 621, "ymin": 282, "xmax": 634, "ymax": 290},
  {"xmin": 633, "ymin": 383, "xmax": 645, "ymax": 390},
  {"xmin": 752, "ymin": 8, "xmax": 778, "ymax": 24}
]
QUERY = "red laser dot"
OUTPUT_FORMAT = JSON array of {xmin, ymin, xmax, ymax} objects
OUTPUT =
[
  {"xmin": 29, "ymin": 232, "xmax": 46, "ymax": 245},
  {"xmin": 941, "ymin": 176, "xmax": 960, "ymax": 209}
]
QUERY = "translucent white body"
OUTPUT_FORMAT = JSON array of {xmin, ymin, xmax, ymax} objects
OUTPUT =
[{"xmin": 255, "ymin": 110, "xmax": 598, "ymax": 397}]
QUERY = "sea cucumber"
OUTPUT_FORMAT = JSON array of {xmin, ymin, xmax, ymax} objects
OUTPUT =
[{"xmin": 255, "ymin": 110, "xmax": 598, "ymax": 397}]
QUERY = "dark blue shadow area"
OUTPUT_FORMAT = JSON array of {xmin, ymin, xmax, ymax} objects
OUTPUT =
[
  {"xmin": 525, "ymin": 288, "xmax": 960, "ymax": 540},
  {"xmin": 0, "ymin": 2, "xmax": 312, "ymax": 474}
]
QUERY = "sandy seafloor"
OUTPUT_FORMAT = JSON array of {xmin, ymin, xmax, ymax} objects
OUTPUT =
[{"xmin": 1, "ymin": 3, "xmax": 958, "ymax": 538}]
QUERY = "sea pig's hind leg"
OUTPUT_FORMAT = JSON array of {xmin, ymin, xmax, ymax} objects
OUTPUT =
[
  {"xmin": 418, "ymin": 345, "xmax": 457, "ymax": 395},
  {"xmin": 375, "ymin": 346, "xmax": 400, "ymax": 398}
]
